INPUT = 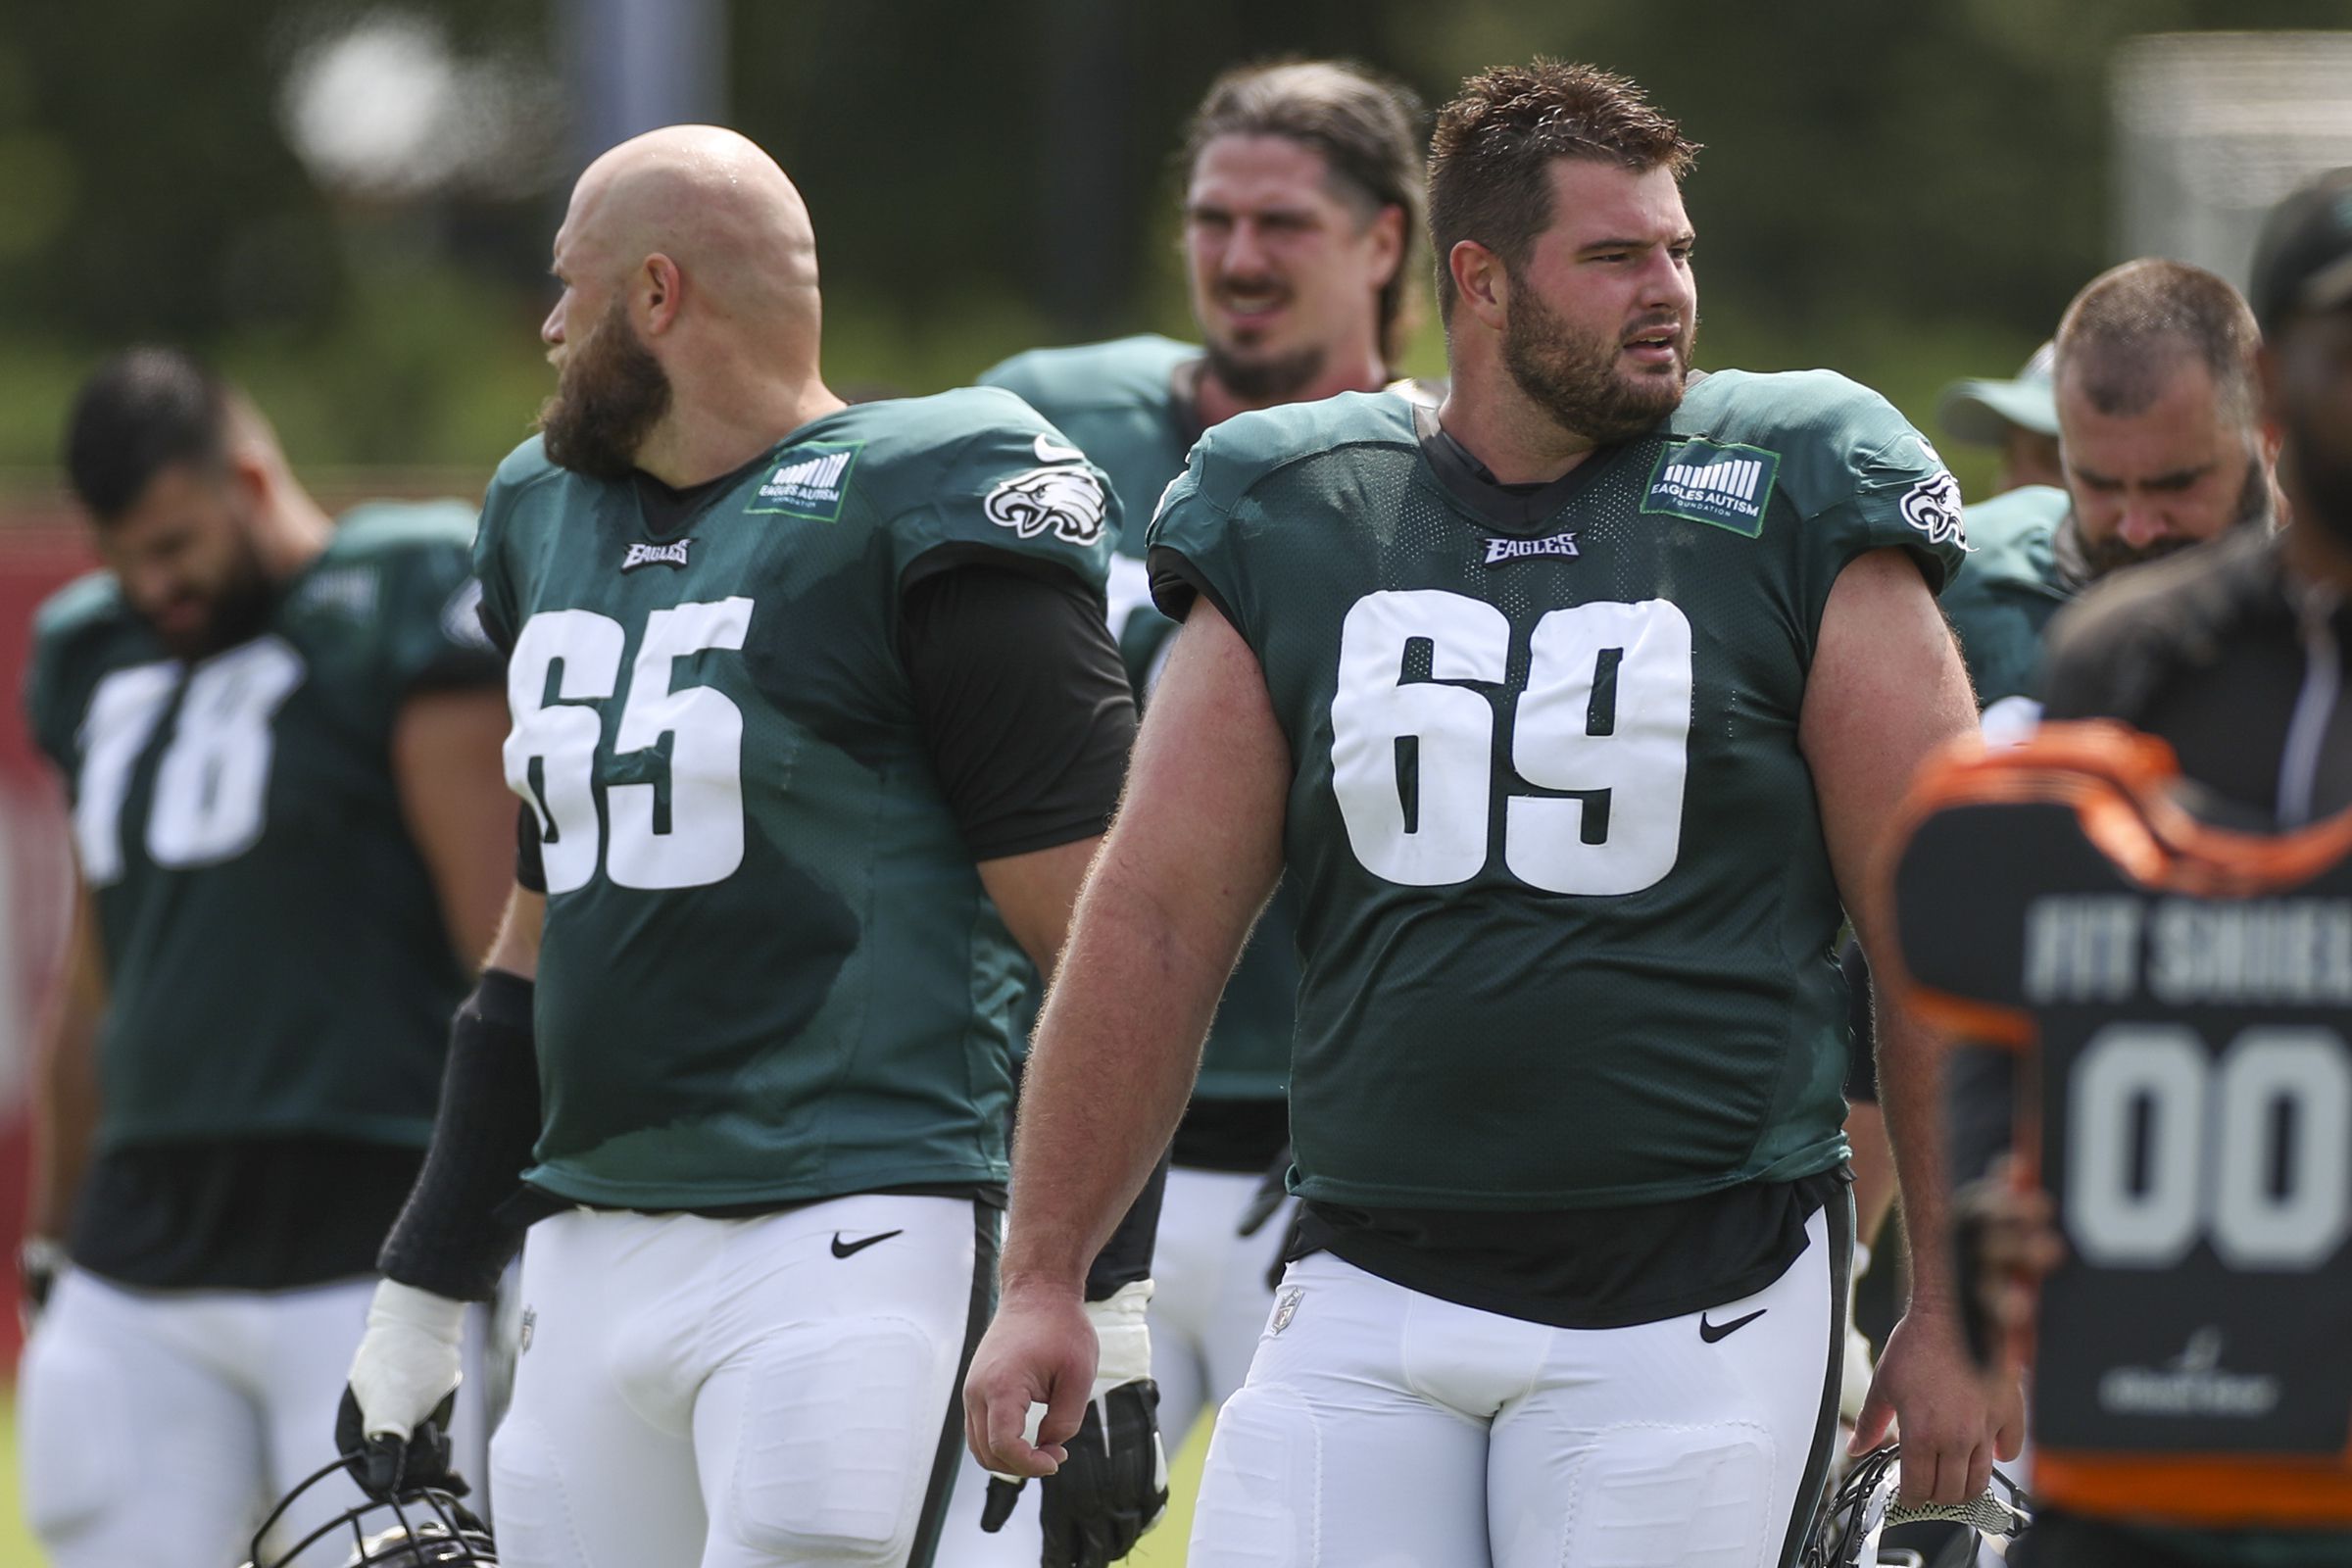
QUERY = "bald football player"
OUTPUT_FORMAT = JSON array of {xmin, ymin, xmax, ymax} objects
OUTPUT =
[{"xmin": 339, "ymin": 126, "xmax": 1161, "ymax": 1568}]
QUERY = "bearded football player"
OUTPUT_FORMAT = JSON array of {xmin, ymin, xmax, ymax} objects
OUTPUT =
[
  {"xmin": 950, "ymin": 61, "xmax": 1424, "ymax": 1558},
  {"xmin": 18, "ymin": 349, "xmax": 514, "ymax": 1567},
  {"xmin": 338, "ymin": 126, "xmax": 1163, "ymax": 1568},
  {"xmin": 968, "ymin": 60, "xmax": 2022, "ymax": 1567}
]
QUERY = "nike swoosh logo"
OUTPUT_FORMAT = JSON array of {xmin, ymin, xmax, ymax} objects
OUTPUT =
[
  {"xmin": 1034, "ymin": 434, "xmax": 1086, "ymax": 464},
  {"xmin": 830, "ymin": 1229, "xmax": 904, "ymax": 1259},
  {"xmin": 1699, "ymin": 1307, "xmax": 1766, "ymax": 1343}
]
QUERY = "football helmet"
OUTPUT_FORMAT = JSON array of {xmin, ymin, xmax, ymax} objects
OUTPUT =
[
  {"xmin": 1802, "ymin": 1444, "xmax": 2031, "ymax": 1568},
  {"xmin": 241, "ymin": 1455, "xmax": 494, "ymax": 1567}
]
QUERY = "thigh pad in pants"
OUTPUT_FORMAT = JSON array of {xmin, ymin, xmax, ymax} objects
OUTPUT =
[{"xmin": 709, "ymin": 1314, "xmax": 953, "ymax": 1567}]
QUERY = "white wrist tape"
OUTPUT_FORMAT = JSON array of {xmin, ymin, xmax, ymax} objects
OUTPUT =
[
  {"xmin": 1084, "ymin": 1279, "xmax": 1153, "ymax": 1392},
  {"xmin": 348, "ymin": 1280, "xmax": 467, "ymax": 1441}
]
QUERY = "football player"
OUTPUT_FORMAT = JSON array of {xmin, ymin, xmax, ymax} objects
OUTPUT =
[
  {"xmin": 1919, "ymin": 166, "xmax": 2352, "ymax": 1568},
  {"xmin": 969, "ymin": 60, "xmax": 2017, "ymax": 1566},
  {"xmin": 338, "ymin": 126, "xmax": 1161, "ymax": 1568},
  {"xmin": 948, "ymin": 62, "xmax": 1424, "ymax": 1555},
  {"xmin": 17, "ymin": 348, "xmax": 514, "ymax": 1567}
]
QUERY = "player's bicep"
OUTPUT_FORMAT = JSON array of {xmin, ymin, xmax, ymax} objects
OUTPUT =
[
  {"xmin": 483, "ymin": 885, "xmax": 544, "ymax": 981},
  {"xmin": 1800, "ymin": 546, "xmax": 1977, "ymax": 948},
  {"xmin": 1096, "ymin": 599, "xmax": 1288, "ymax": 964},
  {"xmin": 392, "ymin": 686, "xmax": 516, "ymax": 963},
  {"xmin": 977, "ymin": 836, "xmax": 1102, "ymax": 975}
]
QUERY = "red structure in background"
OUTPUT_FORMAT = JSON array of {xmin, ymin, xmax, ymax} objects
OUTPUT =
[
  {"xmin": 0, "ymin": 474, "xmax": 485, "ymax": 1373},
  {"xmin": 0, "ymin": 515, "xmax": 97, "ymax": 1373}
]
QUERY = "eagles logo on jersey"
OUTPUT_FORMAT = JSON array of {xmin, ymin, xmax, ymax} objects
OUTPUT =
[
  {"xmin": 984, "ymin": 463, "xmax": 1109, "ymax": 545},
  {"xmin": 1884, "ymin": 723, "xmax": 2352, "ymax": 1532}
]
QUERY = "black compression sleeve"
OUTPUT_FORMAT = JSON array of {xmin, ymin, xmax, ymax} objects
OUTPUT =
[
  {"xmin": 899, "ymin": 566, "xmax": 1137, "ymax": 861},
  {"xmin": 1087, "ymin": 1151, "xmax": 1169, "ymax": 1302},
  {"xmin": 377, "ymin": 970, "xmax": 541, "ymax": 1301},
  {"xmin": 514, "ymin": 805, "xmax": 546, "ymax": 894}
]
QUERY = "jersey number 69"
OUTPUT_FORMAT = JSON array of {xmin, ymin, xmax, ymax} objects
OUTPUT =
[{"xmin": 1330, "ymin": 591, "xmax": 1691, "ymax": 896}]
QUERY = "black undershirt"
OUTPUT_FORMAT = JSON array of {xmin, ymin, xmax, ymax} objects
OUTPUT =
[
  {"xmin": 1296, "ymin": 1171, "xmax": 1844, "ymax": 1330},
  {"xmin": 1170, "ymin": 1100, "xmax": 1291, "ymax": 1173},
  {"xmin": 72, "ymin": 1139, "xmax": 425, "ymax": 1290}
]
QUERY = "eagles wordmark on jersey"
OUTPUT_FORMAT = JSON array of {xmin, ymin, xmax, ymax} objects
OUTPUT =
[
  {"xmin": 1887, "ymin": 726, "xmax": 2352, "ymax": 1566},
  {"xmin": 472, "ymin": 387, "xmax": 1116, "ymax": 1211},
  {"xmin": 1146, "ymin": 369, "xmax": 1969, "ymax": 1210}
]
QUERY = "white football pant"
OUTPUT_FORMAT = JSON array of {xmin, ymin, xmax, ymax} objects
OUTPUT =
[
  {"xmin": 489, "ymin": 1194, "xmax": 990, "ymax": 1568},
  {"xmin": 933, "ymin": 1163, "xmax": 1291, "ymax": 1565},
  {"xmin": 18, "ymin": 1268, "xmax": 492, "ymax": 1568},
  {"xmin": 1191, "ymin": 1201, "xmax": 1849, "ymax": 1568}
]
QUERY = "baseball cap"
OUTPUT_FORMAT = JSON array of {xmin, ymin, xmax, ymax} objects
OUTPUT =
[
  {"xmin": 1936, "ymin": 342, "xmax": 2058, "ymax": 445},
  {"xmin": 2249, "ymin": 167, "xmax": 2352, "ymax": 334}
]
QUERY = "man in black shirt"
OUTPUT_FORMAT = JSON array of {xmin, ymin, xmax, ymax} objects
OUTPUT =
[{"xmin": 1956, "ymin": 166, "xmax": 2352, "ymax": 1568}]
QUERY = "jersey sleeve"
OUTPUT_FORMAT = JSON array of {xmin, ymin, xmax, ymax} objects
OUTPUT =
[
  {"xmin": 470, "ymin": 469, "xmax": 526, "ymax": 659},
  {"xmin": 21, "ymin": 578, "xmax": 115, "ymax": 775},
  {"xmin": 888, "ymin": 412, "xmax": 1119, "ymax": 598},
  {"xmin": 382, "ymin": 529, "xmax": 504, "ymax": 695},
  {"xmin": 1795, "ymin": 400, "xmax": 1970, "ymax": 643},
  {"xmin": 22, "ymin": 614, "xmax": 79, "ymax": 774},
  {"xmin": 1142, "ymin": 434, "xmax": 1249, "ymax": 639}
]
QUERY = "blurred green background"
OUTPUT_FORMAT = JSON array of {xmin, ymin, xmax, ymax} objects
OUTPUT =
[{"xmin": 6, "ymin": 0, "xmax": 2352, "ymax": 505}]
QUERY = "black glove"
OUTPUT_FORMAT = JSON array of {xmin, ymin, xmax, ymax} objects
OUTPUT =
[
  {"xmin": 19, "ymin": 1237, "xmax": 64, "ymax": 1331},
  {"xmin": 979, "ymin": 1280, "xmax": 1167, "ymax": 1566},
  {"xmin": 335, "ymin": 1386, "xmax": 466, "ymax": 1501},
  {"xmin": 981, "ymin": 1381, "xmax": 1169, "ymax": 1568}
]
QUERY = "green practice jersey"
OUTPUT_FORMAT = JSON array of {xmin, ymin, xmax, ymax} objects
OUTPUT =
[
  {"xmin": 981, "ymin": 333, "xmax": 1294, "ymax": 1100},
  {"xmin": 23, "ymin": 503, "xmax": 499, "ymax": 1152},
  {"xmin": 1940, "ymin": 482, "xmax": 2072, "ymax": 712},
  {"xmin": 476, "ymin": 390, "xmax": 1117, "ymax": 1210},
  {"xmin": 1148, "ymin": 372, "xmax": 1968, "ymax": 1209}
]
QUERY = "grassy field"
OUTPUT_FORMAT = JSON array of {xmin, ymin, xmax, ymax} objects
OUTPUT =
[
  {"xmin": 0, "ymin": 1406, "xmax": 35, "ymax": 1567},
  {"xmin": 1126, "ymin": 1413, "xmax": 1212, "ymax": 1567},
  {"xmin": 0, "ymin": 1398, "xmax": 1210, "ymax": 1568}
]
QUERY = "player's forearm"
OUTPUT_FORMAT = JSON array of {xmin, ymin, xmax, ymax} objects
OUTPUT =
[
  {"xmin": 998, "ymin": 863, "xmax": 1239, "ymax": 1299},
  {"xmin": 1874, "ymin": 993, "xmax": 1962, "ymax": 1316},
  {"xmin": 28, "ymin": 1007, "xmax": 98, "ymax": 1240},
  {"xmin": 28, "ymin": 894, "xmax": 104, "ymax": 1240}
]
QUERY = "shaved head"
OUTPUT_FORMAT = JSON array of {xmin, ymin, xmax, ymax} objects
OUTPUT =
[
  {"xmin": 539, "ymin": 125, "xmax": 842, "ymax": 483},
  {"xmin": 563, "ymin": 124, "xmax": 819, "ymax": 332}
]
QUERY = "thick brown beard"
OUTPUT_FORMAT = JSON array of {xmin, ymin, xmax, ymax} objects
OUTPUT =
[
  {"xmin": 537, "ymin": 298, "xmax": 673, "ymax": 479},
  {"xmin": 1502, "ymin": 277, "xmax": 1690, "ymax": 446}
]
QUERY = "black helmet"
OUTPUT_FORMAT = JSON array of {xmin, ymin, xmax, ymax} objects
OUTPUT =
[{"xmin": 240, "ymin": 1455, "xmax": 494, "ymax": 1567}]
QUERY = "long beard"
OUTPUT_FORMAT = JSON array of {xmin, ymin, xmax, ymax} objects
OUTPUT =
[
  {"xmin": 537, "ymin": 300, "xmax": 673, "ymax": 479},
  {"xmin": 1502, "ymin": 280, "xmax": 1691, "ymax": 446},
  {"xmin": 1203, "ymin": 339, "xmax": 1326, "ymax": 405}
]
